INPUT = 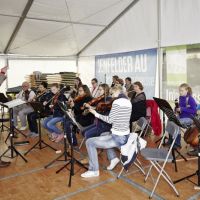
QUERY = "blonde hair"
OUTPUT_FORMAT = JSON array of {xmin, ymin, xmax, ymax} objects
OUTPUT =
[
  {"xmin": 110, "ymin": 84, "xmax": 123, "ymax": 93},
  {"xmin": 179, "ymin": 83, "xmax": 192, "ymax": 95}
]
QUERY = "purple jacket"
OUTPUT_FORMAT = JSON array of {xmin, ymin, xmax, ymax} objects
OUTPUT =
[{"xmin": 179, "ymin": 95, "xmax": 197, "ymax": 119}]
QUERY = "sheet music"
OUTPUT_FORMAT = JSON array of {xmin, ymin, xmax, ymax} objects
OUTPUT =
[
  {"xmin": 4, "ymin": 99, "xmax": 26, "ymax": 108},
  {"xmin": 66, "ymin": 109, "xmax": 82, "ymax": 130}
]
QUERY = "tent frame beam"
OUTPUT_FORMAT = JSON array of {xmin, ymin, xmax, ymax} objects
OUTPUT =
[
  {"xmin": 76, "ymin": 0, "xmax": 140, "ymax": 56},
  {"xmin": 3, "ymin": 0, "xmax": 34, "ymax": 54}
]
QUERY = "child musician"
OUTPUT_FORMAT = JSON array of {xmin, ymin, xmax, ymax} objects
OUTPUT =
[
  {"xmin": 42, "ymin": 83, "xmax": 67, "ymax": 143},
  {"xmin": 27, "ymin": 81, "xmax": 52, "ymax": 138},
  {"xmin": 167, "ymin": 83, "xmax": 197, "ymax": 148}
]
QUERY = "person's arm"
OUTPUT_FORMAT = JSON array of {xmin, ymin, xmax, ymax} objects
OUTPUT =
[
  {"xmin": 91, "ymin": 102, "xmax": 119, "ymax": 124},
  {"xmin": 180, "ymin": 97, "xmax": 197, "ymax": 115},
  {"xmin": 28, "ymin": 91, "xmax": 36, "ymax": 102}
]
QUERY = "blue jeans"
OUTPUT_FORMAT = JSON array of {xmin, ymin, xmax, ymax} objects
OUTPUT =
[
  {"xmin": 42, "ymin": 116, "xmax": 64, "ymax": 135},
  {"xmin": 167, "ymin": 118, "xmax": 193, "ymax": 147},
  {"xmin": 86, "ymin": 134, "xmax": 129, "ymax": 171}
]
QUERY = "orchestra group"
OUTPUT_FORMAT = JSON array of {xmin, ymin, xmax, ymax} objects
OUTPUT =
[{"xmin": 0, "ymin": 75, "xmax": 199, "ymax": 179}]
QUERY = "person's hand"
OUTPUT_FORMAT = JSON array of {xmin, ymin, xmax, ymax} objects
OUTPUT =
[
  {"xmin": 43, "ymin": 101, "xmax": 47, "ymax": 106},
  {"xmin": 176, "ymin": 107, "xmax": 181, "ymax": 112},
  {"xmin": 70, "ymin": 100, "xmax": 74, "ymax": 108},
  {"xmin": 49, "ymin": 104, "xmax": 53, "ymax": 108},
  {"xmin": 89, "ymin": 107, "xmax": 96, "ymax": 115},
  {"xmin": 84, "ymin": 103, "xmax": 90, "ymax": 108}
]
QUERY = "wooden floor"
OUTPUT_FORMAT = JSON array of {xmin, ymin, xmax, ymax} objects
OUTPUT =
[{"xmin": 0, "ymin": 128, "xmax": 200, "ymax": 200}]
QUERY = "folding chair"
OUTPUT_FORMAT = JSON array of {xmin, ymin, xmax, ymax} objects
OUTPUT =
[
  {"xmin": 141, "ymin": 121, "xmax": 180, "ymax": 198},
  {"xmin": 117, "ymin": 119, "xmax": 148, "ymax": 178}
]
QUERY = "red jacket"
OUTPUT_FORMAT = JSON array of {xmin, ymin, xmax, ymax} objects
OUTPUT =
[{"xmin": 146, "ymin": 100, "xmax": 162, "ymax": 136}]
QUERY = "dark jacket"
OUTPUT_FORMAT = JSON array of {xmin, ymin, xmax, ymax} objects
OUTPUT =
[
  {"xmin": 53, "ymin": 94, "xmax": 67, "ymax": 118},
  {"xmin": 73, "ymin": 96, "xmax": 94, "ymax": 127},
  {"xmin": 130, "ymin": 92, "xmax": 146, "ymax": 122}
]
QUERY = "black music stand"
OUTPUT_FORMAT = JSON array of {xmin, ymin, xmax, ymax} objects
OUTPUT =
[
  {"xmin": 153, "ymin": 97, "xmax": 188, "ymax": 172},
  {"xmin": 24, "ymin": 102, "xmax": 57, "ymax": 155},
  {"xmin": 174, "ymin": 117, "xmax": 200, "ymax": 189},
  {"xmin": 0, "ymin": 93, "xmax": 10, "ymax": 132},
  {"xmin": 44, "ymin": 101, "xmax": 88, "ymax": 187},
  {"xmin": 0, "ymin": 106, "xmax": 28, "ymax": 162}
]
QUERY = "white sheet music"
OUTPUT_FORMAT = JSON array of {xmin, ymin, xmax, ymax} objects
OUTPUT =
[{"xmin": 4, "ymin": 99, "xmax": 26, "ymax": 108}]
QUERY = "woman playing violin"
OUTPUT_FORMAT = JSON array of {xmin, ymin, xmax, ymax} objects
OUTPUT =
[
  {"xmin": 82, "ymin": 84, "xmax": 112, "ymax": 140},
  {"xmin": 42, "ymin": 83, "xmax": 67, "ymax": 143},
  {"xmin": 64, "ymin": 85, "xmax": 94, "ymax": 146}
]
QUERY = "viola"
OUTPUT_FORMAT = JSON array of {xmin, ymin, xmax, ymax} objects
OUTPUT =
[
  {"xmin": 74, "ymin": 95, "xmax": 86, "ymax": 103},
  {"xmin": 96, "ymin": 97, "xmax": 116, "ymax": 113}
]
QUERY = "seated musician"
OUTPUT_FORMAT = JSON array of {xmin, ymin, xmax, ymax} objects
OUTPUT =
[
  {"xmin": 125, "ymin": 77, "xmax": 135, "ymax": 99},
  {"xmin": 64, "ymin": 85, "xmax": 94, "ymax": 146},
  {"xmin": 166, "ymin": 83, "xmax": 197, "ymax": 149},
  {"xmin": 71, "ymin": 77, "xmax": 83, "ymax": 98},
  {"xmin": 81, "ymin": 85, "xmax": 132, "ymax": 178},
  {"xmin": 13, "ymin": 81, "xmax": 36, "ymax": 130},
  {"xmin": 91, "ymin": 78, "xmax": 100, "ymax": 98},
  {"xmin": 130, "ymin": 81, "xmax": 146, "ymax": 131},
  {"xmin": 42, "ymin": 83, "xmax": 67, "ymax": 143},
  {"xmin": 83, "ymin": 83, "xmax": 112, "ymax": 140},
  {"xmin": 27, "ymin": 82, "xmax": 52, "ymax": 138}
]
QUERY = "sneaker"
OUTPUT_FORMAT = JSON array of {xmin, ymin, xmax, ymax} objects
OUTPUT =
[
  {"xmin": 187, "ymin": 149, "xmax": 198, "ymax": 157},
  {"xmin": 29, "ymin": 132, "xmax": 39, "ymax": 138},
  {"xmin": 19, "ymin": 126, "xmax": 27, "ymax": 131},
  {"xmin": 81, "ymin": 170, "xmax": 99, "ymax": 178},
  {"xmin": 107, "ymin": 158, "xmax": 120, "ymax": 171},
  {"xmin": 55, "ymin": 133, "xmax": 64, "ymax": 143},
  {"xmin": 80, "ymin": 158, "xmax": 89, "ymax": 165}
]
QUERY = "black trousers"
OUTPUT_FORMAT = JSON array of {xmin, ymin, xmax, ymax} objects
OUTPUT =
[{"xmin": 27, "ymin": 112, "xmax": 39, "ymax": 133}]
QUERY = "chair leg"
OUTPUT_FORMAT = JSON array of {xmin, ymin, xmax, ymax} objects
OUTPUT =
[
  {"xmin": 145, "ymin": 164, "xmax": 153, "ymax": 182},
  {"xmin": 117, "ymin": 167, "xmax": 124, "ymax": 178},
  {"xmin": 79, "ymin": 138, "xmax": 85, "ymax": 149},
  {"xmin": 172, "ymin": 149, "xmax": 178, "ymax": 172},
  {"xmin": 134, "ymin": 161, "xmax": 146, "ymax": 175},
  {"xmin": 150, "ymin": 161, "xmax": 179, "ymax": 198}
]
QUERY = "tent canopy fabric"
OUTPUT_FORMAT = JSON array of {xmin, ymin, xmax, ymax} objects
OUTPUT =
[{"xmin": 0, "ymin": 0, "xmax": 200, "ymax": 57}]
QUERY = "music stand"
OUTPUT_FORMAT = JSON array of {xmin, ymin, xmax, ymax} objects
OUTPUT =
[
  {"xmin": 174, "ymin": 117, "xmax": 200, "ymax": 189},
  {"xmin": 44, "ymin": 101, "xmax": 88, "ymax": 187},
  {"xmin": 0, "ymin": 105, "xmax": 27, "ymax": 162},
  {"xmin": 24, "ymin": 102, "xmax": 57, "ymax": 156},
  {"xmin": 153, "ymin": 97, "xmax": 188, "ymax": 171},
  {"xmin": 0, "ymin": 93, "xmax": 10, "ymax": 132}
]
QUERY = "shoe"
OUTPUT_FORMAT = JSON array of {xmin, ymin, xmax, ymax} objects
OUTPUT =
[
  {"xmin": 187, "ymin": 149, "xmax": 198, "ymax": 156},
  {"xmin": 80, "ymin": 158, "xmax": 89, "ymax": 165},
  {"xmin": 28, "ymin": 132, "xmax": 39, "ymax": 138},
  {"xmin": 55, "ymin": 133, "xmax": 64, "ymax": 143},
  {"xmin": 19, "ymin": 126, "xmax": 27, "ymax": 131},
  {"xmin": 0, "ymin": 160, "xmax": 11, "ymax": 168},
  {"xmin": 107, "ymin": 158, "xmax": 120, "ymax": 170},
  {"xmin": 49, "ymin": 133, "xmax": 58, "ymax": 141},
  {"xmin": 81, "ymin": 170, "xmax": 99, "ymax": 178}
]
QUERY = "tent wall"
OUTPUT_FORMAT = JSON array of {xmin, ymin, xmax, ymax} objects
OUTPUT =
[
  {"xmin": 7, "ymin": 59, "xmax": 76, "ymax": 88},
  {"xmin": 0, "ymin": 57, "xmax": 7, "ymax": 92},
  {"xmin": 78, "ymin": 57, "xmax": 95, "ymax": 88}
]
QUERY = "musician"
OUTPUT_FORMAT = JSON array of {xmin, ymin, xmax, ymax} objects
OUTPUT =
[
  {"xmin": 27, "ymin": 82, "xmax": 52, "ymax": 138},
  {"xmin": 42, "ymin": 83, "xmax": 67, "ymax": 143},
  {"xmin": 130, "ymin": 81, "xmax": 146, "ymax": 131},
  {"xmin": 82, "ymin": 83, "xmax": 112, "ymax": 140},
  {"xmin": 64, "ymin": 85, "xmax": 94, "ymax": 146},
  {"xmin": 81, "ymin": 85, "xmax": 132, "ymax": 178},
  {"xmin": 91, "ymin": 78, "xmax": 100, "ymax": 98},
  {"xmin": 125, "ymin": 77, "xmax": 135, "ymax": 99},
  {"xmin": 13, "ymin": 81, "xmax": 36, "ymax": 130},
  {"xmin": 72, "ymin": 77, "xmax": 83, "ymax": 97},
  {"xmin": 166, "ymin": 83, "xmax": 197, "ymax": 149},
  {"xmin": 111, "ymin": 75, "xmax": 119, "ymax": 88}
]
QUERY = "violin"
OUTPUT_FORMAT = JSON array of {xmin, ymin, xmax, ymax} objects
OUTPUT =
[
  {"xmin": 81, "ymin": 95, "xmax": 105, "ymax": 110},
  {"xmin": 74, "ymin": 95, "xmax": 86, "ymax": 103},
  {"xmin": 96, "ymin": 97, "xmax": 116, "ymax": 113}
]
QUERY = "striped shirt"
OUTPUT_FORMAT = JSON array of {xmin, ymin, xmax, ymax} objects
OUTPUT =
[{"xmin": 95, "ymin": 98, "xmax": 132, "ymax": 136}]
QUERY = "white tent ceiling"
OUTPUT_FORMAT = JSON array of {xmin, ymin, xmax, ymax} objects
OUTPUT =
[
  {"xmin": 0, "ymin": 0, "xmax": 134, "ymax": 56},
  {"xmin": 0, "ymin": 0, "xmax": 200, "ymax": 57}
]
